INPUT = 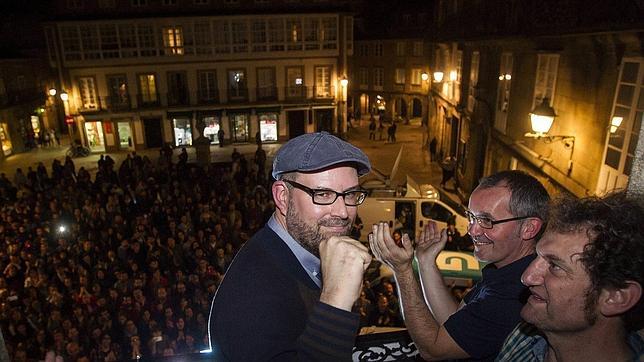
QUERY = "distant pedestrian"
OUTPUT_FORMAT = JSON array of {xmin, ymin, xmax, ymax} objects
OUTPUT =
[
  {"xmin": 53, "ymin": 130, "xmax": 60, "ymax": 146},
  {"xmin": 217, "ymin": 129, "xmax": 225, "ymax": 147},
  {"xmin": 43, "ymin": 130, "xmax": 51, "ymax": 147},
  {"xmin": 254, "ymin": 144, "xmax": 266, "ymax": 176},
  {"xmin": 50, "ymin": 129, "xmax": 59, "ymax": 146},
  {"xmin": 368, "ymin": 118, "xmax": 376, "ymax": 140},
  {"xmin": 429, "ymin": 137, "xmax": 437, "ymax": 161},
  {"xmin": 439, "ymin": 156, "xmax": 456, "ymax": 189},
  {"xmin": 387, "ymin": 122, "xmax": 397, "ymax": 143},
  {"xmin": 378, "ymin": 119, "xmax": 385, "ymax": 141}
]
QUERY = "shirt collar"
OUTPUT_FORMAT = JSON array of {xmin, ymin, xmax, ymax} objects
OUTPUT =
[
  {"xmin": 482, "ymin": 253, "xmax": 536, "ymax": 278},
  {"xmin": 527, "ymin": 327, "xmax": 644, "ymax": 362},
  {"xmin": 267, "ymin": 214, "xmax": 321, "ymax": 288}
]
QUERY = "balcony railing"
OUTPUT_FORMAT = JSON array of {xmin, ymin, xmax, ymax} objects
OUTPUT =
[
  {"xmin": 197, "ymin": 91, "xmax": 220, "ymax": 105},
  {"xmin": 104, "ymin": 95, "xmax": 131, "ymax": 112},
  {"xmin": 78, "ymin": 100, "xmax": 102, "ymax": 112},
  {"xmin": 256, "ymin": 86, "xmax": 278, "ymax": 101},
  {"xmin": 285, "ymin": 85, "xmax": 307, "ymax": 100},
  {"xmin": 227, "ymin": 87, "xmax": 249, "ymax": 103},
  {"xmin": 136, "ymin": 93, "xmax": 161, "ymax": 108},
  {"xmin": 80, "ymin": 85, "xmax": 339, "ymax": 112},
  {"xmin": 166, "ymin": 91, "xmax": 190, "ymax": 107}
]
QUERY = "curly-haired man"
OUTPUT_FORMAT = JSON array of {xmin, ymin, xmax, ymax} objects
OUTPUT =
[{"xmin": 497, "ymin": 191, "xmax": 644, "ymax": 361}]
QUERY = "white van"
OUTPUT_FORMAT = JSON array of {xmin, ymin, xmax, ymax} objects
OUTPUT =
[{"xmin": 357, "ymin": 176, "xmax": 470, "ymax": 242}]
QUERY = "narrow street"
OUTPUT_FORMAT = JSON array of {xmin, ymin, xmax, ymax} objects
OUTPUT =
[{"xmin": 0, "ymin": 118, "xmax": 461, "ymax": 204}]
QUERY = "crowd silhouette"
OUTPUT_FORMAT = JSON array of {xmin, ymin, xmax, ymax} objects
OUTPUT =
[{"xmin": 0, "ymin": 149, "xmax": 276, "ymax": 361}]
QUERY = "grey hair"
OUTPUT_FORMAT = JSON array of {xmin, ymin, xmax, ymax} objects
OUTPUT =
[{"xmin": 478, "ymin": 170, "xmax": 550, "ymax": 223}]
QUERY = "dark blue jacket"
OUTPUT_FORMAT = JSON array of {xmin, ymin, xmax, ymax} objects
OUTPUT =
[{"xmin": 208, "ymin": 226, "xmax": 359, "ymax": 361}]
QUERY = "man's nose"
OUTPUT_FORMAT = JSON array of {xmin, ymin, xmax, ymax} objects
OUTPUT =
[
  {"xmin": 467, "ymin": 221, "xmax": 483, "ymax": 237},
  {"xmin": 521, "ymin": 257, "xmax": 546, "ymax": 286},
  {"xmin": 329, "ymin": 196, "xmax": 349, "ymax": 218}
]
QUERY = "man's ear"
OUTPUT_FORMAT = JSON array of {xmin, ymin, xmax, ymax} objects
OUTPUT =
[
  {"xmin": 599, "ymin": 281, "xmax": 642, "ymax": 317},
  {"xmin": 521, "ymin": 218, "xmax": 544, "ymax": 240},
  {"xmin": 272, "ymin": 181, "xmax": 289, "ymax": 217}
]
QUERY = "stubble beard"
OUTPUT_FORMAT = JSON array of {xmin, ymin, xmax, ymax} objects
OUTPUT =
[{"xmin": 285, "ymin": 197, "xmax": 352, "ymax": 258}]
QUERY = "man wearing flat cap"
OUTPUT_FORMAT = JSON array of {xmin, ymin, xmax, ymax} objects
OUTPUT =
[{"xmin": 208, "ymin": 132, "xmax": 372, "ymax": 361}]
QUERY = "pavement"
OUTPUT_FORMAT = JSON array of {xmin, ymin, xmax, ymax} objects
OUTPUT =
[{"xmin": 0, "ymin": 118, "xmax": 464, "ymax": 205}]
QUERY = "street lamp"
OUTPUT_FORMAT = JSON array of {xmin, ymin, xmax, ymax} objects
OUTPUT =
[
  {"xmin": 433, "ymin": 71, "xmax": 444, "ymax": 83},
  {"xmin": 421, "ymin": 72, "xmax": 429, "ymax": 82},
  {"xmin": 59, "ymin": 91, "xmax": 74, "ymax": 145},
  {"xmin": 48, "ymin": 88, "xmax": 57, "ymax": 97},
  {"xmin": 524, "ymin": 97, "xmax": 576, "ymax": 175},
  {"xmin": 528, "ymin": 97, "xmax": 557, "ymax": 136},
  {"xmin": 340, "ymin": 76, "xmax": 348, "ymax": 135}
]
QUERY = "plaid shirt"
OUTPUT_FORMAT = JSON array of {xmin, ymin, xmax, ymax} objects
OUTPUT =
[{"xmin": 496, "ymin": 322, "xmax": 644, "ymax": 362}]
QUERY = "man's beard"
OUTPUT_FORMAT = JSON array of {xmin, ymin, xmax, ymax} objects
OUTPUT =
[{"xmin": 285, "ymin": 197, "xmax": 352, "ymax": 258}]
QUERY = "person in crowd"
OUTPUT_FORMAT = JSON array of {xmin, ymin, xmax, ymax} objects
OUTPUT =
[
  {"xmin": 208, "ymin": 132, "xmax": 372, "ymax": 360},
  {"xmin": 368, "ymin": 116, "xmax": 377, "ymax": 140},
  {"xmin": 217, "ymin": 128, "xmax": 225, "ymax": 147},
  {"xmin": 429, "ymin": 137, "xmax": 438, "ymax": 162},
  {"xmin": 497, "ymin": 191, "xmax": 644, "ymax": 361},
  {"xmin": 378, "ymin": 118, "xmax": 385, "ymax": 141},
  {"xmin": 439, "ymin": 156, "xmax": 456, "ymax": 189},
  {"xmin": 254, "ymin": 143, "xmax": 267, "ymax": 178},
  {"xmin": 370, "ymin": 170, "xmax": 549, "ymax": 361},
  {"xmin": 367, "ymin": 294, "xmax": 402, "ymax": 327},
  {"xmin": 444, "ymin": 215, "xmax": 472, "ymax": 252}
]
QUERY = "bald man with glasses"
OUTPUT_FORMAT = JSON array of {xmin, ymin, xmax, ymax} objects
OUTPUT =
[{"xmin": 371, "ymin": 170, "xmax": 549, "ymax": 361}]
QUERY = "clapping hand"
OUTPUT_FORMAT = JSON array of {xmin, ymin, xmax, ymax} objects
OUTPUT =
[
  {"xmin": 369, "ymin": 222, "xmax": 414, "ymax": 273},
  {"xmin": 415, "ymin": 221, "xmax": 448, "ymax": 265}
]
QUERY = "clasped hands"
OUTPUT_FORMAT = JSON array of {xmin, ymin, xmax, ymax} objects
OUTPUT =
[{"xmin": 369, "ymin": 222, "xmax": 447, "ymax": 273}]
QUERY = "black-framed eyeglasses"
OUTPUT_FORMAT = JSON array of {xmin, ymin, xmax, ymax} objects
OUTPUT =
[
  {"xmin": 464, "ymin": 210, "xmax": 529, "ymax": 229},
  {"xmin": 282, "ymin": 179, "xmax": 368, "ymax": 206}
]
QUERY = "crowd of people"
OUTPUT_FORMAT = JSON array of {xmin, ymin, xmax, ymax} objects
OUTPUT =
[
  {"xmin": 0, "ymin": 144, "xmax": 415, "ymax": 361},
  {"xmin": 0, "ymin": 148, "xmax": 280, "ymax": 361}
]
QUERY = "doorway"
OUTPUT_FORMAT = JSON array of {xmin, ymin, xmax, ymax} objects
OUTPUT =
[
  {"xmin": 143, "ymin": 118, "xmax": 163, "ymax": 148},
  {"xmin": 84, "ymin": 121, "xmax": 105, "ymax": 152},
  {"xmin": 315, "ymin": 109, "xmax": 333, "ymax": 133},
  {"xmin": 117, "ymin": 122, "xmax": 134, "ymax": 150},
  {"xmin": 287, "ymin": 110, "xmax": 306, "ymax": 138},
  {"xmin": 412, "ymin": 98, "xmax": 423, "ymax": 117},
  {"xmin": 394, "ymin": 98, "xmax": 408, "ymax": 118}
]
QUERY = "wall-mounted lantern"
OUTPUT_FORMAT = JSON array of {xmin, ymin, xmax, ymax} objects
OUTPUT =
[
  {"xmin": 433, "ymin": 71, "xmax": 444, "ymax": 83},
  {"xmin": 524, "ymin": 97, "xmax": 576, "ymax": 175}
]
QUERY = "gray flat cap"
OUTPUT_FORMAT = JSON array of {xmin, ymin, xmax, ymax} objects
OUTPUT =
[{"xmin": 272, "ymin": 132, "xmax": 371, "ymax": 179}]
